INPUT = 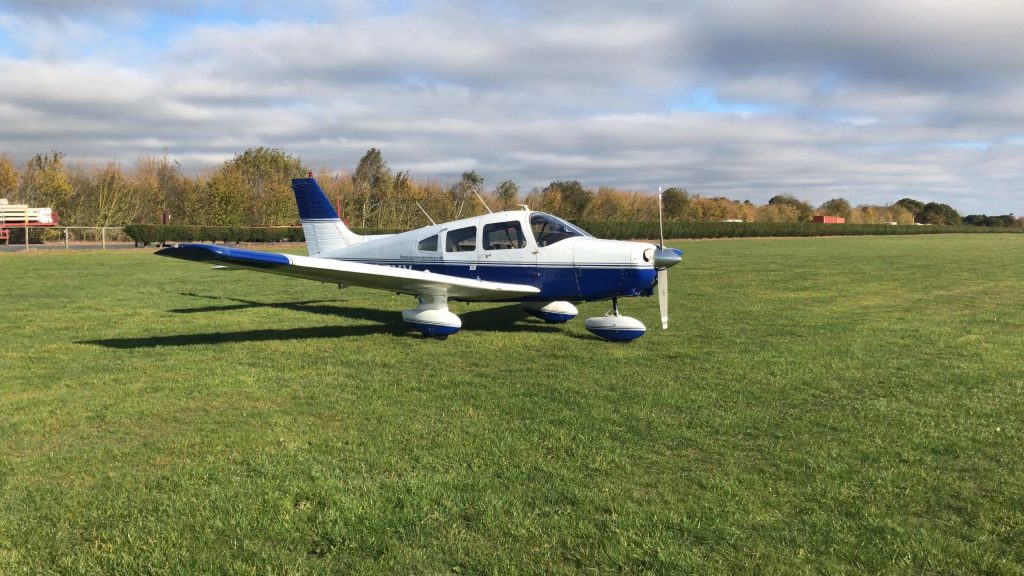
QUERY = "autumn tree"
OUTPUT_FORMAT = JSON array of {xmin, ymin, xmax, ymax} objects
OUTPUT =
[
  {"xmin": 415, "ymin": 179, "xmax": 451, "ymax": 224},
  {"xmin": 220, "ymin": 147, "xmax": 308, "ymax": 226},
  {"xmin": 768, "ymin": 194, "xmax": 813, "ymax": 221},
  {"xmin": 69, "ymin": 163, "xmax": 144, "ymax": 226},
  {"xmin": 538, "ymin": 180, "xmax": 591, "ymax": 219},
  {"xmin": 661, "ymin": 187, "xmax": 690, "ymax": 220},
  {"xmin": 888, "ymin": 204, "xmax": 915, "ymax": 225},
  {"xmin": 314, "ymin": 169, "xmax": 355, "ymax": 223},
  {"xmin": 352, "ymin": 148, "xmax": 393, "ymax": 227},
  {"xmin": 582, "ymin": 187, "xmax": 629, "ymax": 220},
  {"xmin": 919, "ymin": 202, "xmax": 961, "ymax": 225},
  {"xmin": 389, "ymin": 171, "xmax": 417, "ymax": 229},
  {"xmin": 20, "ymin": 152, "xmax": 73, "ymax": 216},
  {"xmin": 758, "ymin": 202, "xmax": 800, "ymax": 222},
  {"xmin": 895, "ymin": 198, "xmax": 925, "ymax": 221},
  {"xmin": 192, "ymin": 168, "xmax": 247, "ymax": 226},
  {"xmin": 449, "ymin": 170, "xmax": 484, "ymax": 219},
  {"xmin": 818, "ymin": 198, "xmax": 852, "ymax": 220},
  {"xmin": 135, "ymin": 155, "xmax": 185, "ymax": 224},
  {"xmin": 492, "ymin": 180, "xmax": 519, "ymax": 211},
  {"xmin": 687, "ymin": 196, "xmax": 731, "ymax": 221},
  {"xmin": 0, "ymin": 155, "xmax": 18, "ymax": 199}
]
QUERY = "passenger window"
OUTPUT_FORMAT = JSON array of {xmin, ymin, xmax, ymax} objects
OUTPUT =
[
  {"xmin": 418, "ymin": 234, "xmax": 438, "ymax": 251},
  {"xmin": 445, "ymin": 226, "xmax": 477, "ymax": 252},
  {"xmin": 483, "ymin": 221, "xmax": 526, "ymax": 250}
]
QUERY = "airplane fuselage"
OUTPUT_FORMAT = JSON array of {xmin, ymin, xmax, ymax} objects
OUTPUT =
[{"xmin": 311, "ymin": 210, "xmax": 659, "ymax": 302}]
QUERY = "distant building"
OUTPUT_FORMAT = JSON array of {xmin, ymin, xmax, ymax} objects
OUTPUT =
[{"xmin": 813, "ymin": 215, "xmax": 845, "ymax": 224}]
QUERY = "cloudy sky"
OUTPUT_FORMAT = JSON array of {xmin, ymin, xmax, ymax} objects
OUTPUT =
[{"xmin": 1, "ymin": 0, "xmax": 1022, "ymax": 215}]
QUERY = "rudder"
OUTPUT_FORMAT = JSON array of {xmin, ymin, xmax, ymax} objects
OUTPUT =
[{"xmin": 291, "ymin": 177, "xmax": 361, "ymax": 255}]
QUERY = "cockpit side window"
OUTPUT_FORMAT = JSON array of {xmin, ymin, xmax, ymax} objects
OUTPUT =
[
  {"xmin": 445, "ymin": 226, "xmax": 477, "ymax": 252},
  {"xmin": 529, "ymin": 213, "xmax": 590, "ymax": 247},
  {"xmin": 418, "ymin": 234, "xmax": 438, "ymax": 251},
  {"xmin": 483, "ymin": 221, "xmax": 526, "ymax": 250}
]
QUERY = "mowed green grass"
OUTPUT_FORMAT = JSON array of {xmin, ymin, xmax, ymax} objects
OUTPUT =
[{"xmin": 1, "ymin": 235, "xmax": 1022, "ymax": 574}]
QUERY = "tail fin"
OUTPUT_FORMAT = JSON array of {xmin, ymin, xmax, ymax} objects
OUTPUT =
[{"xmin": 291, "ymin": 177, "xmax": 361, "ymax": 256}]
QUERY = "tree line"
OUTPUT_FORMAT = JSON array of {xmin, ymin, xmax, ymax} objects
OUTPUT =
[{"xmin": 1, "ymin": 148, "xmax": 1019, "ymax": 229}]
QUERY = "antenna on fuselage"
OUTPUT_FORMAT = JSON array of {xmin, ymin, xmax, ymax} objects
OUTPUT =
[
  {"xmin": 415, "ymin": 202, "xmax": 437, "ymax": 226},
  {"xmin": 473, "ymin": 189, "xmax": 493, "ymax": 214}
]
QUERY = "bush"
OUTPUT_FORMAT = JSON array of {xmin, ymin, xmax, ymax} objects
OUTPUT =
[
  {"xmin": 125, "ymin": 220, "xmax": 1022, "ymax": 247},
  {"xmin": 123, "ymin": 225, "xmax": 305, "ymax": 246}
]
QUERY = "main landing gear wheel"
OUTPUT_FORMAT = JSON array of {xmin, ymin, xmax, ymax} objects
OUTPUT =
[
  {"xmin": 402, "ymin": 294, "xmax": 461, "ymax": 338},
  {"xmin": 522, "ymin": 301, "xmax": 578, "ymax": 323}
]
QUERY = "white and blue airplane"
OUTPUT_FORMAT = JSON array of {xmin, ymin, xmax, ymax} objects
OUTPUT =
[{"xmin": 156, "ymin": 177, "xmax": 682, "ymax": 341}]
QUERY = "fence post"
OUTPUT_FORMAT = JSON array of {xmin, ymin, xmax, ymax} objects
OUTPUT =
[
  {"xmin": 64, "ymin": 227, "xmax": 69, "ymax": 250},
  {"xmin": 101, "ymin": 227, "xmax": 106, "ymax": 250}
]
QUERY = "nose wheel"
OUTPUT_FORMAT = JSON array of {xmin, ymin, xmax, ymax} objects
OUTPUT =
[{"xmin": 583, "ymin": 297, "xmax": 647, "ymax": 342}]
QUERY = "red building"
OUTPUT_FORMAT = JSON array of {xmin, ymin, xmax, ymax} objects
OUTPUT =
[{"xmin": 813, "ymin": 215, "xmax": 845, "ymax": 224}]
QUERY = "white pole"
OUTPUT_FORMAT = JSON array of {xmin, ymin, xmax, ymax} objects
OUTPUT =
[
  {"xmin": 101, "ymin": 226, "xmax": 106, "ymax": 250},
  {"xmin": 64, "ymin": 227, "xmax": 69, "ymax": 250}
]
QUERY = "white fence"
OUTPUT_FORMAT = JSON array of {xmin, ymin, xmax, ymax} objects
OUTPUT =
[{"xmin": 1, "ymin": 226, "xmax": 130, "ymax": 249}]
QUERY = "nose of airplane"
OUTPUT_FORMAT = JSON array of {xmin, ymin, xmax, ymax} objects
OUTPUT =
[{"xmin": 653, "ymin": 247, "xmax": 682, "ymax": 269}]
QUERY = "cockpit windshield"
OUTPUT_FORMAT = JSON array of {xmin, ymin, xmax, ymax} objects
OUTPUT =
[{"xmin": 529, "ymin": 212, "xmax": 591, "ymax": 247}]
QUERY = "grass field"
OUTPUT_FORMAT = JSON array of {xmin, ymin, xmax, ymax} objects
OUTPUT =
[{"xmin": 2, "ymin": 235, "xmax": 1022, "ymax": 574}]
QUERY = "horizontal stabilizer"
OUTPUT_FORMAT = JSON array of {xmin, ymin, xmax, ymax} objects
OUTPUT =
[{"xmin": 157, "ymin": 244, "xmax": 290, "ymax": 267}]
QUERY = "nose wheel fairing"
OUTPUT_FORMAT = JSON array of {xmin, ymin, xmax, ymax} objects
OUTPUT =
[{"xmin": 583, "ymin": 298, "xmax": 647, "ymax": 342}]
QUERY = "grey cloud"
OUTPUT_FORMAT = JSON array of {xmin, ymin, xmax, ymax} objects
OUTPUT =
[
  {"xmin": 685, "ymin": 0, "xmax": 1024, "ymax": 91},
  {"xmin": 0, "ymin": 1, "xmax": 1022, "ymax": 215}
]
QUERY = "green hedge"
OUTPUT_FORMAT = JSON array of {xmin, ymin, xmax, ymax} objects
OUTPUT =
[
  {"xmin": 572, "ymin": 220, "xmax": 1024, "ymax": 240},
  {"xmin": 126, "ymin": 221, "xmax": 1022, "ymax": 247},
  {"xmin": 124, "ymin": 225, "xmax": 402, "ymax": 246}
]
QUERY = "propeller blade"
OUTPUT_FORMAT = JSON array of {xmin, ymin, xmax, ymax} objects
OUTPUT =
[
  {"xmin": 658, "ymin": 268, "xmax": 669, "ymax": 329},
  {"xmin": 657, "ymin": 186, "xmax": 665, "ymax": 249}
]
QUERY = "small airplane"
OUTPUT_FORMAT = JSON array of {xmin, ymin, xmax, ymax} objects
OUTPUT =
[{"xmin": 156, "ymin": 177, "xmax": 682, "ymax": 341}]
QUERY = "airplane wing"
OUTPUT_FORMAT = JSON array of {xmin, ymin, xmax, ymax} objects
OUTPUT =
[{"xmin": 155, "ymin": 243, "xmax": 540, "ymax": 301}]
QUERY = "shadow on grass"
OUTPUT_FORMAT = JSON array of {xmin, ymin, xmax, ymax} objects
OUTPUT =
[
  {"xmin": 82, "ymin": 297, "xmax": 562, "ymax": 348},
  {"xmin": 173, "ymin": 293, "xmax": 363, "ymax": 319},
  {"xmin": 81, "ymin": 324, "xmax": 408, "ymax": 349},
  {"xmin": 176, "ymin": 292, "xmax": 563, "ymax": 334}
]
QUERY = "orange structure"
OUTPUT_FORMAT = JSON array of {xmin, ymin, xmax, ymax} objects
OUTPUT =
[{"xmin": 813, "ymin": 215, "xmax": 845, "ymax": 224}]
